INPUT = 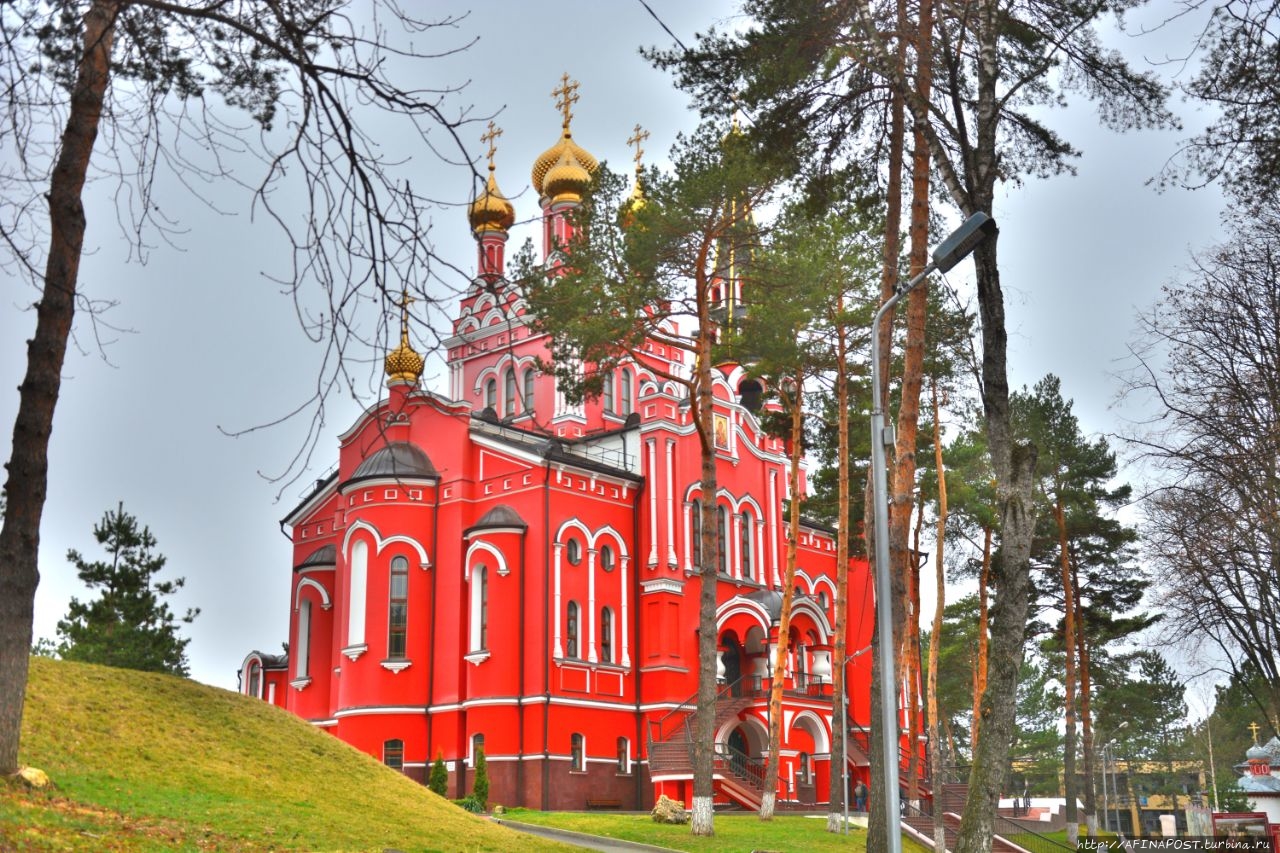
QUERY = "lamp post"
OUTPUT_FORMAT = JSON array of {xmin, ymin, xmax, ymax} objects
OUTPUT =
[{"xmin": 869, "ymin": 211, "xmax": 996, "ymax": 853}]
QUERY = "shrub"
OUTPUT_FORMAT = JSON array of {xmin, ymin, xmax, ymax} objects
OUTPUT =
[
  {"xmin": 452, "ymin": 795, "xmax": 484, "ymax": 813},
  {"xmin": 472, "ymin": 747, "xmax": 489, "ymax": 810},
  {"xmin": 428, "ymin": 751, "xmax": 448, "ymax": 797}
]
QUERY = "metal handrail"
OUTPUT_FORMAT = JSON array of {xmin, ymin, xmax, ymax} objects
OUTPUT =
[
  {"xmin": 646, "ymin": 674, "xmax": 746, "ymax": 747},
  {"xmin": 713, "ymin": 741, "xmax": 768, "ymax": 793}
]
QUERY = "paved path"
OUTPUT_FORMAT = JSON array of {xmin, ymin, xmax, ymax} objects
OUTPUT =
[{"xmin": 491, "ymin": 817, "xmax": 683, "ymax": 853}]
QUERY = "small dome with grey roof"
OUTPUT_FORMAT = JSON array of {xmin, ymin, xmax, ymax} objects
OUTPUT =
[
  {"xmin": 346, "ymin": 441, "xmax": 437, "ymax": 486},
  {"xmin": 297, "ymin": 543, "xmax": 336, "ymax": 570},
  {"xmin": 466, "ymin": 504, "xmax": 528, "ymax": 536}
]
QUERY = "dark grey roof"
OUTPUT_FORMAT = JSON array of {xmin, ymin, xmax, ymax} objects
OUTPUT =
[
  {"xmin": 742, "ymin": 588, "xmax": 810, "ymax": 622},
  {"xmin": 347, "ymin": 442, "xmax": 437, "ymax": 485},
  {"xmin": 245, "ymin": 651, "xmax": 288, "ymax": 670},
  {"xmin": 468, "ymin": 504, "xmax": 528, "ymax": 532},
  {"xmin": 296, "ymin": 543, "xmax": 336, "ymax": 570}
]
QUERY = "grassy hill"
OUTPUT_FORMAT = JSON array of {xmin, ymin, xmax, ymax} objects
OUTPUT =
[{"xmin": 3, "ymin": 657, "xmax": 575, "ymax": 852}]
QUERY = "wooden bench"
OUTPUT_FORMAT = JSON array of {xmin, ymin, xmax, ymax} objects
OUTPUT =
[{"xmin": 586, "ymin": 798, "xmax": 622, "ymax": 810}]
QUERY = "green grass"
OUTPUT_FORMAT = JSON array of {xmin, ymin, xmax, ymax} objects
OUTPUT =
[
  {"xmin": 5, "ymin": 657, "xmax": 576, "ymax": 852},
  {"xmin": 500, "ymin": 808, "xmax": 935, "ymax": 852}
]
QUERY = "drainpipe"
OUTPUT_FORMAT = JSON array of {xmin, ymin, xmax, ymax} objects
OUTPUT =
[{"xmin": 542, "ymin": 459, "xmax": 553, "ymax": 811}]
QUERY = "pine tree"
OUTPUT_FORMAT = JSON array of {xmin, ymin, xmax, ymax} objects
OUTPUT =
[
  {"xmin": 56, "ymin": 503, "xmax": 198, "ymax": 676},
  {"xmin": 429, "ymin": 752, "xmax": 448, "ymax": 797},
  {"xmin": 472, "ymin": 747, "xmax": 489, "ymax": 811}
]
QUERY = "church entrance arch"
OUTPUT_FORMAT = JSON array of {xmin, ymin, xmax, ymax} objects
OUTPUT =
[{"xmin": 720, "ymin": 631, "xmax": 744, "ymax": 696}]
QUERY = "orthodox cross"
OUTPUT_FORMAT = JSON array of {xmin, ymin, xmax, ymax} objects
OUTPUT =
[
  {"xmin": 1250, "ymin": 721, "xmax": 1261, "ymax": 744},
  {"xmin": 627, "ymin": 124, "xmax": 649, "ymax": 172},
  {"xmin": 396, "ymin": 288, "xmax": 416, "ymax": 341},
  {"xmin": 552, "ymin": 73, "xmax": 579, "ymax": 130},
  {"xmin": 480, "ymin": 121, "xmax": 503, "ymax": 171}
]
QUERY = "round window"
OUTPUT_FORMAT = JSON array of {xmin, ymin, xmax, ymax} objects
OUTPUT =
[
  {"xmin": 600, "ymin": 545, "xmax": 615, "ymax": 572},
  {"xmin": 566, "ymin": 538, "xmax": 582, "ymax": 565}
]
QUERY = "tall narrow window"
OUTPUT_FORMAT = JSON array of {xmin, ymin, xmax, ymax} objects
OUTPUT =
[
  {"xmin": 600, "ymin": 607, "xmax": 613, "ymax": 664},
  {"xmin": 472, "ymin": 733, "xmax": 485, "ymax": 764},
  {"xmin": 740, "ymin": 513, "xmax": 754, "ymax": 581},
  {"xmin": 602, "ymin": 371, "xmax": 615, "ymax": 412},
  {"xmin": 523, "ymin": 368, "xmax": 536, "ymax": 413},
  {"xmin": 388, "ymin": 556, "xmax": 408, "ymax": 659},
  {"xmin": 504, "ymin": 368, "xmax": 516, "ymax": 417},
  {"xmin": 383, "ymin": 738, "xmax": 404, "ymax": 770},
  {"xmin": 247, "ymin": 661, "xmax": 262, "ymax": 698},
  {"xmin": 296, "ymin": 599, "xmax": 312, "ymax": 679},
  {"xmin": 348, "ymin": 540, "xmax": 368, "ymax": 648},
  {"xmin": 620, "ymin": 370, "xmax": 633, "ymax": 415},
  {"xmin": 567, "ymin": 601, "xmax": 579, "ymax": 658},
  {"xmin": 469, "ymin": 564, "xmax": 488, "ymax": 651},
  {"xmin": 617, "ymin": 737, "xmax": 630, "ymax": 773},
  {"xmin": 691, "ymin": 501, "xmax": 702, "ymax": 569},
  {"xmin": 717, "ymin": 506, "xmax": 728, "ymax": 574},
  {"xmin": 485, "ymin": 378, "xmax": 497, "ymax": 410},
  {"xmin": 571, "ymin": 733, "xmax": 585, "ymax": 771}
]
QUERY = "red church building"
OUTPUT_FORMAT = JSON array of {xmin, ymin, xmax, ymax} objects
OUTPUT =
[{"xmin": 240, "ymin": 84, "xmax": 880, "ymax": 812}]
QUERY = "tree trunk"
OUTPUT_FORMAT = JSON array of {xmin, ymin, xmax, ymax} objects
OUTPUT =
[
  {"xmin": 826, "ymin": 323, "xmax": 852, "ymax": 833},
  {"xmin": 928, "ymin": 378, "xmax": 948, "ymax": 853},
  {"xmin": 1056, "ymin": 499, "xmax": 1079, "ymax": 846},
  {"xmin": 866, "ymin": 8, "xmax": 907, "ymax": 848},
  {"xmin": 954, "ymin": 233, "xmax": 1039, "ymax": 853},
  {"xmin": 905, "ymin": 500, "xmax": 923, "ymax": 805},
  {"xmin": 1075, "ymin": 560, "xmax": 1098, "ymax": 835},
  {"xmin": 0, "ymin": 0, "xmax": 119, "ymax": 775},
  {"xmin": 972, "ymin": 525, "xmax": 991, "ymax": 751},
  {"xmin": 690, "ymin": 298, "xmax": 718, "ymax": 837},
  {"xmin": 761, "ymin": 388, "xmax": 804, "ymax": 820}
]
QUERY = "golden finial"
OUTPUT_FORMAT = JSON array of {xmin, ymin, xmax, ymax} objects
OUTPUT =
[
  {"xmin": 552, "ymin": 73, "xmax": 580, "ymax": 131},
  {"xmin": 1250, "ymin": 721, "xmax": 1262, "ymax": 744},
  {"xmin": 481, "ymin": 121, "xmax": 503, "ymax": 172},
  {"xmin": 384, "ymin": 287, "xmax": 423, "ymax": 386},
  {"xmin": 627, "ymin": 124, "xmax": 650, "ymax": 173}
]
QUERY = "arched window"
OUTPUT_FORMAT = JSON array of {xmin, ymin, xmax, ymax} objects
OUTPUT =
[
  {"xmin": 602, "ymin": 370, "xmax": 615, "ymax": 412},
  {"xmin": 617, "ymin": 737, "xmax": 630, "ymax": 774},
  {"xmin": 691, "ymin": 501, "xmax": 702, "ymax": 569},
  {"xmin": 799, "ymin": 751, "xmax": 811, "ymax": 783},
  {"xmin": 571, "ymin": 733, "xmax": 585, "ymax": 772},
  {"xmin": 469, "ymin": 564, "xmax": 488, "ymax": 652},
  {"xmin": 566, "ymin": 601, "xmax": 579, "ymax": 658},
  {"xmin": 504, "ymin": 367, "xmax": 516, "ymax": 417},
  {"xmin": 600, "ymin": 607, "xmax": 613, "ymax": 664},
  {"xmin": 387, "ymin": 556, "xmax": 409, "ymax": 659},
  {"xmin": 472, "ymin": 733, "xmax": 485, "ymax": 764},
  {"xmin": 523, "ymin": 368, "xmax": 536, "ymax": 413},
  {"xmin": 384, "ymin": 738, "xmax": 404, "ymax": 770},
  {"xmin": 296, "ymin": 598, "xmax": 312, "ymax": 679},
  {"xmin": 620, "ymin": 370, "xmax": 633, "ymax": 415},
  {"xmin": 740, "ymin": 513, "xmax": 754, "ymax": 582},
  {"xmin": 818, "ymin": 590, "xmax": 829, "ymax": 610},
  {"xmin": 485, "ymin": 378, "xmax": 497, "ymax": 410},
  {"xmin": 600, "ymin": 544, "xmax": 615, "ymax": 572},
  {"xmin": 717, "ymin": 505, "xmax": 728, "ymax": 575},
  {"xmin": 246, "ymin": 661, "xmax": 262, "ymax": 698},
  {"xmin": 566, "ymin": 538, "xmax": 582, "ymax": 566}
]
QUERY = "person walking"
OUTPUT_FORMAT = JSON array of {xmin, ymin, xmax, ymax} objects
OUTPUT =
[{"xmin": 853, "ymin": 780, "xmax": 868, "ymax": 812}]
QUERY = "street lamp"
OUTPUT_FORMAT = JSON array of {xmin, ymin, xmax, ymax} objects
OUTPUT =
[{"xmin": 869, "ymin": 211, "xmax": 996, "ymax": 853}]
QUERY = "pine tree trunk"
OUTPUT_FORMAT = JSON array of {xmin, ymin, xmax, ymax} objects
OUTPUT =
[
  {"xmin": 1075, "ymin": 561, "xmax": 1098, "ymax": 835},
  {"xmin": 972, "ymin": 526, "xmax": 991, "ymax": 751},
  {"xmin": 0, "ymin": 0, "xmax": 119, "ymax": 775},
  {"xmin": 690, "ymin": 300, "xmax": 718, "ymax": 837},
  {"xmin": 826, "ymin": 324, "xmax": 852, "ymax": 833},
  {"xmin": 1056, "ymin": 499, "xmax": 1079, "ymax": 846},
  {"xmin": 761, "ymin": 391, "xmax": 804, "ymax": 821},
  {"xmin": 928, "ymin": 379, "xmax": 948, "ymax": 853},
  {"xmin": 906, "ymin": 503, "xmax": 923, "ymax": 806}
]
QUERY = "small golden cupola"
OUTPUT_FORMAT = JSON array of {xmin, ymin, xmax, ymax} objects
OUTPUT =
[
  {"xmin": 384, "ymin": 289, "xmax": 424, "ymax": 387},
  {"xmin": 621, "ymin": 123, "xmax": 649, "ymax": 227},
  {"xmin": 532, "ymin": 74, "xmax": 598, "ymax": 204},
  {"xmin": 468, "ymin": 121, "xmax": 516, "ymax": 234}
]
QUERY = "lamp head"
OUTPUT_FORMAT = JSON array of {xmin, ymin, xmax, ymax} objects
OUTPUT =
[{"xmin": 932, "ymin": 212, "xmax": 997, "ymax": 273}]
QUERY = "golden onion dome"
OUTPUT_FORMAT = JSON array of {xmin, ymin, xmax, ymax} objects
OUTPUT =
[
  {"xmin": 621, "ymin": 175, "xmax": 647, "ymax": 228},
  {"xmin": 532, "ymin": 132, "xmax": 597, "ymax": 198},
  {"xmin": 543, "ymin": 148, "xmax": 593, "ymax": 205},
  {"xmin": 468, "ymin": 167, "xmax": 516, "ymax": 233},
  {"xmin": 385, "ymin": 333, "xmax": 424, "ymax": 386}
]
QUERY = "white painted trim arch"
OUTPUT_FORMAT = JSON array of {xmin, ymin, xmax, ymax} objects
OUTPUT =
[
  {"xmin": 786, "ymin": 709, "xmax": 831, "ymax": 753},
  {"xmin": 294, "ymin": 577, "xmax": 333, "ymax": 611},
  {"xmin": 464, "ymin": 539, "xmax": 509, "ymax": 580},
  {"xmin": 715, "ymin": 598, "xmax": 771, "ymax": 634},
  {"xmin": 342, "ymin": 520, "xmax": 431, "ymax": 570}
]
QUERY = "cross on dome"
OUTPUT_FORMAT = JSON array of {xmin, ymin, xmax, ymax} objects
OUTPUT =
[
  {"xmin": 627, "ymin": 124, "xmax": 650, "ymax": 173},
  {"xmin": 552, "ymin": 73, "xmax": 580, "ymax": 131},
  {"xmin": 480, "ymin": 121, "xmax": 503, "ymax": 171},
  {"xmin": 396, "ymin": 288, "xmax": 416, "ymax": 341},
  {"xmin": 1250, "ymin": 721, "xmax": 1262, "ymax": 744}
]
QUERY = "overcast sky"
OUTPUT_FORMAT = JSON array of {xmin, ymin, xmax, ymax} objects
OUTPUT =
[{"xmin": 2, "ymin": 0, "xmax": 1227, "ymax": 692}]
